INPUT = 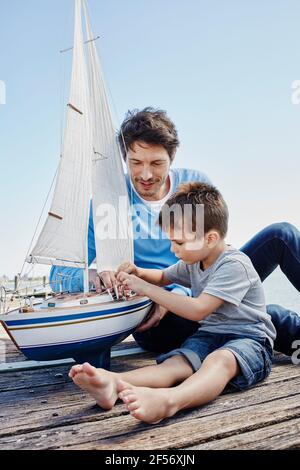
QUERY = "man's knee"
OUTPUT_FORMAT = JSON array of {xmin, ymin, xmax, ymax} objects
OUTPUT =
[
  {"xmin": 265, "ymin": 222, "xmax": 298, "ymax": 242},
  {"xmin": 133, "ymin": 313, "xmax": 198, "ymax": 353}
]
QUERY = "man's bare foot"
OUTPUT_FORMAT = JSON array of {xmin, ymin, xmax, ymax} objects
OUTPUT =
[
  {"xmin": 69, "ymin": 362, "xmax": 119, "ymax": 410},
  {"xmin": 117, "ymin": 380, "xmax": 178, "ymax": 424}
]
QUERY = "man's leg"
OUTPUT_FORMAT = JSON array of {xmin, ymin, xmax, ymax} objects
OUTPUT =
[
  {"xmin": 240, "ymin": 222, "xmax": 300, "ymax": 354},
  {"xmin": 133, "ymin": 312, "xmax": 199, "ymax": 353},
  {"xmin": 268, "ymin": 304, "xmax": 300, "ymax": 355},
  {"xmin": 240, "ymin": 222, "xmax": 300, "ymax": 287},
  {"xmin": 69, "ymin": 355, "xmax": 193, "ymax": 410},
  {"xmin": 118, "ymin": 349, "xmax": 239, "ymax": 424}
]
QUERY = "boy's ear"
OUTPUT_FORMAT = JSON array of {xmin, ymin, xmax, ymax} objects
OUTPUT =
[{"xmin": 206, "ymin": 230, "xmax": 220, "ymax": 246}]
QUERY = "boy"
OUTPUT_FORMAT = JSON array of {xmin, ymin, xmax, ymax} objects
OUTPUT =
[{"xmin": 69, "ymin": 182, "xmax": 276, "ymax": 424}]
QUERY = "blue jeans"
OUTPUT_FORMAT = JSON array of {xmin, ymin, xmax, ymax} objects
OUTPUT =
[
  {"xmin": 241, "ymin": 222, "xmax": 300, "ymax": 356},
  {"xmin": 157, "ymin": 332, "xmax": 273, "ymax": 390},
  {"xmin": 133, "ymin": 222, "xmax": 300, "ymax": 356}
]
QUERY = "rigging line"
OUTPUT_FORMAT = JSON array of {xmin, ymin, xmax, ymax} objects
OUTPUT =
[
  {"xmin": 60, "ymin": 46, "xmax": 67, "ymax": 153},
  {"xmin": 15, "ymin": 164, "xmax": 60, "ymax": 294},
  {"xmin": 9, "ymin": 273, "xmax": 85, "ymax": 295}
]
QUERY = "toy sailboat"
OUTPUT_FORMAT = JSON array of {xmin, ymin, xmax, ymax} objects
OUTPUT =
[{"xmin": 0, "ymin": 0, "xmax": 152, "ymax": 367}]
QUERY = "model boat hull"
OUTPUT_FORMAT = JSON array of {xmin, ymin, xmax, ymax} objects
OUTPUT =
[{"xmin": 0, "ymin": 295, "xmax": 152, "ymax": 362}]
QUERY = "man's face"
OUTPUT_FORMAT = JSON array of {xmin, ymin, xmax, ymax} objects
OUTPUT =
[{"xmin": 126, "ymin": 141, "xmax": 171, "ymax": 201}]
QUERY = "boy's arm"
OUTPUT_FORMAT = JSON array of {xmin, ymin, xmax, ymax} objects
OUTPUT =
[
  {"xmin": 118, "ymin": 273, "xmax": 223, "ymax": 320},
  {"xmin": 137, "ymin": 267, "xmax": 171, "ymax": 287},
  {"xmin": 142, "ymin": 284, "xmax": 224, "ymax": 320},
  {"xmin": 116, "ymin": 262, "xmax": 171, "ymax": 287}
]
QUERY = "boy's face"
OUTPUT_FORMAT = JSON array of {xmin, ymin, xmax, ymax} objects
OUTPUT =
[
  {"xmin": 168, "ymin": 227, "xmax": 209, "ymax": 264},
  {"xmin": 126, "ymin": 141, "xmax": 171, "ymax": 201}
]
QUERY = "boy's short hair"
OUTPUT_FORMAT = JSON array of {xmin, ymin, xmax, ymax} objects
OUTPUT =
[
  {"xmin": 158, "ymin": 182, "xmax": 229, "ymax": 239},
  {"xmin": 118, "ymin": 107, "xmax": 179, "ymax": 162}
]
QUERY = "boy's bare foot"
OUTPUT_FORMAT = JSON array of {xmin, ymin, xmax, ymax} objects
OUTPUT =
[
  {"xmin": 68, "ymin": 364, "xmax": 83, "ymax": 378},
  {"xmin": 117, "ymin": 380, "xmax": 178, "ymax": 424},
  {"xmin": 69, "ymin": 362, "xmax": 119, "ymax": 410}
]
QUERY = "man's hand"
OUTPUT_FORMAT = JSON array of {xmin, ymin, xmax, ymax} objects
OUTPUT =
[
  {"xmin": 89, "ymin": 269, "xmax": 104, "ymax": 293},
  {"xmin": 136, "ymin": 303, "xmax": 168, "ymax": 332},
  {"xmin": 99, "ymin": 270, "xmax": 118, "ymax": 290},
  {"xmin": 89, "ymin": 269, "xmax": 119, "ymax": 293}
]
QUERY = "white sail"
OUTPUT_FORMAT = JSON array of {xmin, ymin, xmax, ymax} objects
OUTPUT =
[
  {"xmin": 28, "ymin": 0, "xmax": 92, "ymax": 269},
  {"xmin": 83, "ymin": 0, "xmax": 134, "ymax": 271}
]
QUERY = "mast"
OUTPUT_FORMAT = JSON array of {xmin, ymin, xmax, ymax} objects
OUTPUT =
[{"xmin": 83, "ymin": 0, "xmax": 134, "ymax": 273}]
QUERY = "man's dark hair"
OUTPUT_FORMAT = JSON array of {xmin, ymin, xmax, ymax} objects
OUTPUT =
[
  {"xmin": 158, "ymin": 182, "xmax": 229, "ymax": 238},
  {"xmin": 118, "ymin": 107, "xmax": 179, "ymax": 161}
]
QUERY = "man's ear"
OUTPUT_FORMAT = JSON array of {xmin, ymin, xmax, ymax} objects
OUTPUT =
[{"xmin": 206, "ymin": 230, "xmax": 220, "ymax": 246}]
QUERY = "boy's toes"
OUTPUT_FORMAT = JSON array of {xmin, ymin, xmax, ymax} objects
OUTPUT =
[
  {"xmin": 118, "ymin": 389, "xmax": 133, "ymax": 400},
  {"xmin": 82, "ymin": 362, "xmax": 97, "ymax": 377},
  {"xmin": 121, "ymin": 393, "xmax": 136, "ymax": 404},
  {"xmin": 127, "ymin": 400, "xmax": 140, "ymax": 412},
  {"xmin": 69, "ymin": 364, "xmax": 83, "ymax": 377},
  {"xmin": 116, "ymin": 379, "xmax": 132, "ymax": 394},
  {"xmin": 131, "ymin": 409, "xmax": 142, "ymax": 420}
]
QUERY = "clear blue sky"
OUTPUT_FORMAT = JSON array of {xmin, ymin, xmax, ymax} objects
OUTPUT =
[{"xmin": 1, "ymin": 0, "xmax": 300, "ymax": 277}]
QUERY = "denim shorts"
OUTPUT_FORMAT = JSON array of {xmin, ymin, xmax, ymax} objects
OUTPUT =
[{"xmin": 156, "ymin": 330, "xmax": 273, "ymax": 390}]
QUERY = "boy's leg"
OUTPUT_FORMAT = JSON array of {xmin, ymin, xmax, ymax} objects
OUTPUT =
[
  {"xmin": 69, "ymin": 354, "xmax": 193, "ymax": 410},
  {"xmin": 118, "ymin": 349, "xmax": 239, "ymax": 424}
]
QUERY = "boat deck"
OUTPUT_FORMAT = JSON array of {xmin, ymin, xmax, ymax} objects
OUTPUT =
[{"xmin": 0, "ymin": 335, "xmax": 300, "ymax": 450}]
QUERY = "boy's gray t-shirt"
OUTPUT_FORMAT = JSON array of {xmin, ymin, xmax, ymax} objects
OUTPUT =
[{"xmin": 163, "ymin": 246, "xmax": 276, "ymax": 346}]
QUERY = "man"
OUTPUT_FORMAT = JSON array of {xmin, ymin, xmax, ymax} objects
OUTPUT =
[{"xmin": 50, "ymin": 107, "xmax": 300, "ymax": 356}]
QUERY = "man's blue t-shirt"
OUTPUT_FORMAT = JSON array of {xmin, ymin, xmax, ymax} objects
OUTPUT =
[{"xmin": 50, "ymin": 168, "xmax": 211, "ymax": 293}]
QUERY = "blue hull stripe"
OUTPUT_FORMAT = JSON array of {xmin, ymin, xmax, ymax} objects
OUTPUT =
[{"xmin": 5, "ymin": 299, "xmax": 151, "ymax": 327}]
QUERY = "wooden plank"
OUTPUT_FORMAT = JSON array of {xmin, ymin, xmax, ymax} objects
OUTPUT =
[
  {"xmin": 188, "ymin": 417, "xmax": 300, "ymax": 450},
  {"xmin": 0, "ymin": 353, "xmax": 156, "ymax": 393},
  {"xmin": 1, "ymin": 389, "xmax": 300, "ymax": 450},
  {"xmin": 0, "ymin": 355, "xmax": 295, "ymax": 394},
  {"xmin": 1, "ymin": 371, "xmax": 300, "ymax": 440}
]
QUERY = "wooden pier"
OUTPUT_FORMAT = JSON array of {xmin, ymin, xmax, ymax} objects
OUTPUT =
[{"xmin": 0, "ymin": 335, "xmax": 300, "ymax": 450}]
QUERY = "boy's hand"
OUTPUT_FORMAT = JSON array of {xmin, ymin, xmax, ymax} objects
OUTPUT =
[
  {"xmin": 136, "ymin": 303, "xmax": 168, "ymax": 332},
  {"xmin": 116, "ymin": 262, "xmax": 138, "ymax": 276},
  {"xmin": 118, "ymin": 272, "xmax": 148, "ymax": 296}
]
